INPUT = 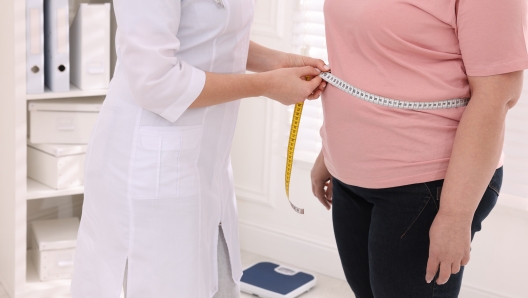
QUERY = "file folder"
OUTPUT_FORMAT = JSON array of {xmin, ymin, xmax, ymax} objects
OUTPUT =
[
  {"xmin": 44, "ymin": 0, "xmax": 70, "ymax": 92},
  {"xmin": 26, "ymin": 0, "xmax": 45, "ymax": 94},
  {"xmin": 70, "ymin": 3, "xmax": 111, "ymax": 90}
]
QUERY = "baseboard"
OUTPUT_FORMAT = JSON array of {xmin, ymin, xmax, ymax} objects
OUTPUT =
[
  {"xmin": 460, "ymin": 283, "xmax": 514, "ymax": 298},
  {"xmin": 238, "ymin": 220, "xmax": 346, "ymax": 280}
]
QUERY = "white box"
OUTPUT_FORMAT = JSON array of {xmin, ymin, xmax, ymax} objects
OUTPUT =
[
  {"xmin": 70, "ymin": 3, "xmax": 111, "ymax": 90},
  {"xmin": 28, "ymin": 142, "xmax": 87, "ymax": 189},
  {"xmin": 28, "ymin": 98, "xmax": 103, "ymax": 144},
  {"xmin": 30, "ymin": 217, "xmax": 80, "ymax": 281}
]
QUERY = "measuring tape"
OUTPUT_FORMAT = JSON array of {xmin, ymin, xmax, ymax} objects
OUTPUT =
[
  {"xmin": 285, "ymin": 72, "xmax": 470, "ymax": 214},
  {"xmin": 285, "ymin": 102, "xmax": 305, "ymax": 214}
]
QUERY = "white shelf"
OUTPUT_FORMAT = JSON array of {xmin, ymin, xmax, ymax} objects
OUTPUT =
[
  {"xmin": 25, "ymin": 255, "xmax": 71, "ymax": 298},
  {"xmin": 26, "ymin": 84, "xmax": 107, "ymax": 100},
  {"xmin": 27, "ymin": 178, "xmax": 84, "ymax": 200}
]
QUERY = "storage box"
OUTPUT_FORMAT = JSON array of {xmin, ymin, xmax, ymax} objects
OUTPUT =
[
  {"xmin": 30, "ymin": 217, "xmax": 80, "ymax": 281},
  {"xmin": 27, "ymin": 142, "xmax": 87, "ymax": 189},
  {"xmin": 28, "ymin": 98, "xmax": 103, "ymax": 144}
]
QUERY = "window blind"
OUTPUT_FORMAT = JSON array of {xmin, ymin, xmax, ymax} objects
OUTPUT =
[
  {"xmin": 290, "ymin": 0, "xmax": 528, "ymax": 201},
  {"xmin": 290, "ymin": 0, "xmax": 327, "ymax": 163}
]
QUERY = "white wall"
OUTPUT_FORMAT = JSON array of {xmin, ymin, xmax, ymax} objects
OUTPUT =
[
  {"xmin": 232, "ymin": 1, "xmax": 528, "ymax": 297},
  {"xmin": 0, "ymin": 0, "xmax": 28, "ymax": 296}
]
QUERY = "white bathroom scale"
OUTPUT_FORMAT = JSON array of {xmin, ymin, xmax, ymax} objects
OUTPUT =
[{"xmin": 240, "ymin": 262, "xmax": 317, "ymax": 298}]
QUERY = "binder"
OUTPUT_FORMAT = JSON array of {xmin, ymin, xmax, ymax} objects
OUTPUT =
[
  {"xmin": 70, "ymin": 3, "xmax": 111, "ymax": 90},
  {"xmin": 44, "ymin": 0, "xmax": 70, "ymax": 92},
  {"xmin": 26, "ymin": 0, "xmax": 45, "ymax": 94}
]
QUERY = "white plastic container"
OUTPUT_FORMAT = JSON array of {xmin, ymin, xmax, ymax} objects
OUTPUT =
[
  {"xmin": 27, "ymin": 142, "xmax": 87, "ymax": 189},
  {"xmin": 30, "ymin": 217, "xmax": 80, "ymax": 281},
  {"xmin": 28, "ymin": 98, "xmax": 103, "ymax": 144}
]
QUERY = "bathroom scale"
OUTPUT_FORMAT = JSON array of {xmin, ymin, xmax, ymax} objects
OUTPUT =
[{"xmin": 240, "ymin": 262, "xmax": 317, "ymax": 298}]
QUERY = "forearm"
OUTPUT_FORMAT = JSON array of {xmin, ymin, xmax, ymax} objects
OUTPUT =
[
  {"xmin": 246, "ymin": 41, "xmax": 287, "ymax": 72},
  {"xmin": 189, "ymin": 41, "xmax": 329, "ymax": 108},
  {"xmin": 190, "ymin": 65, "xmax": 324, "ymax": 108},
  {"xmin": 439, "ymin": 100, "xmax": 506, "ymax": 221},
  {"xmin": 439, "ymin": 72, "xmax": 523, "ymax": 221},
  {"xmin": 190, "ymin": 72, "xmax": 267, "ymax": 108}
]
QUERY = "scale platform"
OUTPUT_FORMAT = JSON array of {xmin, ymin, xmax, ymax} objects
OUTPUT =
[{"xmin": 240, "ymin": 262, "xmax": 317, "ymax": 298}]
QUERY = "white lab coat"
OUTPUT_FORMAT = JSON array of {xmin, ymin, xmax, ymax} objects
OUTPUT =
[{"xmin": 70, "ymin": 0, "xmax": 254, "ymax": 297}]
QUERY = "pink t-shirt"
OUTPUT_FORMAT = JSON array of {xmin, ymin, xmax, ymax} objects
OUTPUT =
[{"xmin": 321, "ymin": 0, "xmax": 528, "ymax": 188}]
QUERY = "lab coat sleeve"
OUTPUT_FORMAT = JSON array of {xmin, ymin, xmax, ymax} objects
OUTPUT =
[{"xmin": 113, "ymin": 0, "xmax": 206, "ymax": 122}]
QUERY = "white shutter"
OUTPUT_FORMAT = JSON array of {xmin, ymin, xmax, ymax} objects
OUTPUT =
[
  {"xmin": 503, "ymin": 87, "xmax": 528, "ymax": 200},
  {"xmin": 289, "ymin": 0, "xmax": 327, "ymax": 163}
]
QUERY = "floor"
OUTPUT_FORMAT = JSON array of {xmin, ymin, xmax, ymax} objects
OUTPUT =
[{"xmin": 0, "ymin": 251, "xmax": 354, "ymax": 298}]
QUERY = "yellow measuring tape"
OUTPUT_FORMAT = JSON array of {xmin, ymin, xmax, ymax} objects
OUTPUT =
[
  {"xmin": 285, "ymin": 75, "xmax": 320, "ymax": 214},
  {"xmin": 285, "ymin": 102, "xmax": 306, "ymax": 214}
]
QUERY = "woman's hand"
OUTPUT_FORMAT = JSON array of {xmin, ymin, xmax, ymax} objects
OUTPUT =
[
  {"xmin": 311, "ymin": 150, "xmax": 333, "ymax": 210},
  {"xmin": 262, "ymin": 66, "xmax": 324, "ymax": 105},
  {"xmin": 281, "ymin": 52, "xmax": 329, "ymax": 72},
  {"xmin": 246, "ymin": 42, "xmax": 329, "ymax": 96},
  {"xmin": 281, "ymin": 53, "xmax": 329, "ymax": 96},
  {"xmin": 426, "ymin": 212, "xmax": 472, "ymax": 285}
]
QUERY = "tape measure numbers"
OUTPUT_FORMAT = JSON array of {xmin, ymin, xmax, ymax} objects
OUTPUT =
[
  {"xmin": 285, "ymin": 102, "xmax": 305, "ymax": 214},
  {"xmin": 284, "ymin": 72, "xmax": 470, "ymax": 214}
]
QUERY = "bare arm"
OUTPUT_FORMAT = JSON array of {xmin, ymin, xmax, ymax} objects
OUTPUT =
[
  {"xmin": 246, "ymin": 41, "xmax": 330, "ymax": 73},
  {"xmin": 189, "ymin": 67, "xmax": 324, "ymax": 108},
  {"xmin": 426, "ymin": 71, "xmax": 523, "ymax": 284},
  {"xmin": 246, "ymin": 41, "xmax": 285, "ymax": 72},
  {"xmin": 190, "ymin": 41, "xmax": 330, "ymax": 108}
]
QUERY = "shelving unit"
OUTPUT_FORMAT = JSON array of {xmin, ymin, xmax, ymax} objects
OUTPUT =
[
  {"xmin": 0, "ymin": 1, "xmax": 116, "ymax": 297},
  {"xmin": 26, "ymin": 179, "xmax": 84, "ymax": 201},
  {"xmin": 26, "ymin": 84, "xmax": 107, "ymax": 101}
]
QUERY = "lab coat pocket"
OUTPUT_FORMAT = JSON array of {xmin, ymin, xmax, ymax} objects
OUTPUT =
[{"xmin": 131, "ymin": 125, "xmax": 202, "ymax": 200}]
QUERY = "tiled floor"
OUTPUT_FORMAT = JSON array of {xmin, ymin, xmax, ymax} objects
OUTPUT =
[{"xmin": 0, "ymin": 251, "xmax": 354, "ymax": 298}]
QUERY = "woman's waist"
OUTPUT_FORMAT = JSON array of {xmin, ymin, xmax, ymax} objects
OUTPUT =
[
  {"xmin": 326, "ymin": 61, "xmax": 472, "ymax": 103},
  {"xmin": 321, "ymin": 114, "xmax": 459, "ymax": 166}
]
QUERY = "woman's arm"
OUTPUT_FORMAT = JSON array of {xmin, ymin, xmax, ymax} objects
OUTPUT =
[
  {"xmin": 114, "ymin": 0, "xmax": 326, "ymax": 122},
  {"xmin": 189, "ymin": 67, "xmax": 324, "ymax": 108},
  {"xmin": 426, "ymin": 71, "xmax": 524, "ymax": 285},
  {"xmin": 246, "ymin": 41, "xmax": 330, "ymax": 73},
  {"xmin": 192, "ymin": 41, "xmax": 332, "ymax": 108}
]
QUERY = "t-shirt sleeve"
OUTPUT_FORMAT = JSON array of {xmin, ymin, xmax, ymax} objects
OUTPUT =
[{"xmin": 457, "ymin": 0, "xmax": 528, "ymax": 76}]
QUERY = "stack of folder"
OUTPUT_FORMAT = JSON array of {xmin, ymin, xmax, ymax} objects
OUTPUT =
[{"xmin": 26, "ymin": 0, "xmax": 111, "ymax": 94}]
